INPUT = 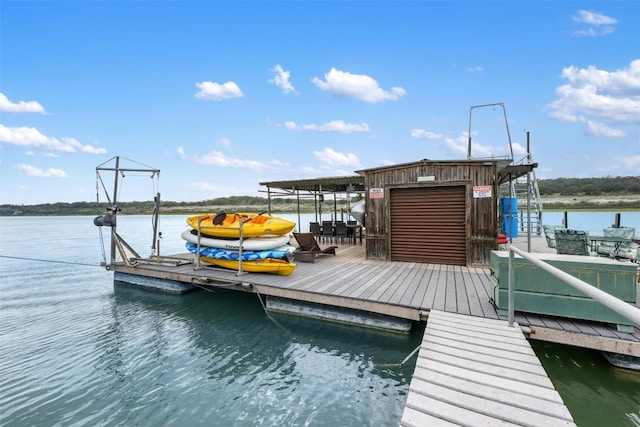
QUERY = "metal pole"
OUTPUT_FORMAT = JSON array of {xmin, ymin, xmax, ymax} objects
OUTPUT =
[
  {"xmin": 508, "ymin": 250, "xmax": 515, "ymax": 327},
  {"xmin": 196, "ymin": 217, "xmax": 202, "ymax": 269},
  {"xmin": 238, "ymin": 221, "xmax": 243, "ymax": 275},
  {"xmin": 152, "ymin": 192, "xmax": 160, "ymax": 255},
  {"xmin": 110, "ymin": 156, "xmax": 120, "ymax": 264},
  {"xmin": 296, "ymin": 188, "xmax": 301, "ymax": 232},
  {"xmin": 526, "ymin": 131, "xmax": 531, "ymax": 252},
  {"xmin": 467, "ymin": 107, "xmax": 473, "ymax": 159}
]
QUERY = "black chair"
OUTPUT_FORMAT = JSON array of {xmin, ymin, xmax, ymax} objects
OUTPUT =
[
  {"xmin": 309, "ymin": 222, "xmax": 321, "ymax": 238},
  {"xmin": 334, "ymin": 221, "xmax": 348, "ymax": 244},
  {"xmin": 321, "ymin": 221, "xmax": 334, "ymax": 243},
  {"xmin": 346, "ymin": 220, "xmax": 357, "ymax": 241}
]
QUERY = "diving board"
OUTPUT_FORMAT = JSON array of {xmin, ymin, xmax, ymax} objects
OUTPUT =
[{"xmin": 401, "ymin": 310, "xmax": 576, "ymax": 426}]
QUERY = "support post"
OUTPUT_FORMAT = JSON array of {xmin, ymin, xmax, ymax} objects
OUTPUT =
[{"xmin": 508, "ymin": 250, "xmax": 515, "ymax": 327}]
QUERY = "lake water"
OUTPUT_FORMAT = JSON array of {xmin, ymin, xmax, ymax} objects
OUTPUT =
[{"xmin": 1, "ymin": 212, "xmax": 639, "ymax": 426}]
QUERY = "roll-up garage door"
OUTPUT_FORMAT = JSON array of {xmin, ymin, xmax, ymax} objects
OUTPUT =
[{"xmin": 389, "ymin": 186, "xmax": 466, "ymax": 265}]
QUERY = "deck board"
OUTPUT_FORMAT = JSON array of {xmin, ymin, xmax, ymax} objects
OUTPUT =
[
  {"xmin": 117, "ymin": 236, "xmax": 640, "ymax": 354},
  {"xmin": 401, "ymin": 310, "xmax": 576, "ymax": 427}
]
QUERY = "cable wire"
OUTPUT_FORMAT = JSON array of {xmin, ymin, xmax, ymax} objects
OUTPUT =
[{"xmin": 0, "ymin": 255, "xmax": 103, "ymax": 267}]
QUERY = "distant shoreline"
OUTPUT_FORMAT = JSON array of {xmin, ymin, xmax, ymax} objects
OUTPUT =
[{"xmin": 1, "ymin": 194, "xmax": 638, "ymax": 216}]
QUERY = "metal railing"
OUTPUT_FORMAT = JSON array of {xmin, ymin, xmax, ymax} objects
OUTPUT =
[{"xmin": 507, "ymin": 245, "xmax": 640, "ymax": 328}]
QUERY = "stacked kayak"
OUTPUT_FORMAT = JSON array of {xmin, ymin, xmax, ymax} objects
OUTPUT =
[
  {"xmin": 185, "ymin": 243, "xmax": 296, "ymax": 261},
  {"xmin": 198, "ymin": 258, "xmax": 297, "ymax": 276},
  {"xmin": 182, "ymin": 212, "xmax": 297, "ymax": 275},
  {"xmin": 181, "ymin": 229, "xmax": 289, "ymax": 251},
  {"xmin": 186, "ymin": 212, "xmax": 295, "ymax": 238}
]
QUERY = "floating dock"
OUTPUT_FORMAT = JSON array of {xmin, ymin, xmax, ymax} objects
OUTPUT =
[
  {"xmin": 401, "ymin": 310, "xmax": 575, "ymax": 426},
  {"xmin": 111, "ymin": 235, "xmax": 638, "ymax": 425},
  {"xmin": 111, "ymin": 236, "xmax": 640, "ymax": 359}
]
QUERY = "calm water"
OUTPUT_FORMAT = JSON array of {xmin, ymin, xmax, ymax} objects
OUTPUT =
[
  {"xmin": 538, "ymin": 210, "xmax": 639, "ymax": 237},
  {"xmin": 0, "ymin": 215, "xmax": 419, "ymax": 426},
  {"xmin": 1, "ymin": 213, "xmax": 639, "ymax": 426}
]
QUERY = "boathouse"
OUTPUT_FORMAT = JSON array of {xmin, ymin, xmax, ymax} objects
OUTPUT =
[
  {"xmin": 261, "ymin": 158, "xmax": 537, "ymax": 267},
  {"xmin": 357, "ymin": 158, "xmax": 535, "ymax": 266}
]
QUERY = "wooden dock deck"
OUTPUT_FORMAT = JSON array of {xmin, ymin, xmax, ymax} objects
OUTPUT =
[
  {"xmin": 115, "ymin": 235, "xmax": 640, "ymax": 357},
  {"xmin": 401, "ymin": 310, "xmax": 576, "ymax": 426},
  {"xmin": 113, "ymin": 235, "xmax": 638, "ymax": 425}
]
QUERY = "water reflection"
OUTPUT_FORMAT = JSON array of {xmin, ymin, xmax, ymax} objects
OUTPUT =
[
  {"xmin": 97, "ymin": 284, "xmax": 417, "ymax": 426},
  {"xmin": 532, "ymin": 340, "xmax": 640, "ymax": 427}
]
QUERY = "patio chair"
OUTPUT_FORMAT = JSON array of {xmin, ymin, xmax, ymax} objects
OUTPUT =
[
  {"xmin": 346, "ymin": 220, "xmax": 357, "ymax": 240},
  {"xmin": 554, "ymin": 229, "xmax": 596, "ymax": 256},
  {"xmin": 321, "ymin": 221, "xmax": 334, "ymax": 243},
  {"xmin": 292, "ymin": 232, "xmax": 338, "ymax": 263},
  {"xmin": 597, "ymin": 226, "xmax": 637, "ymax": 261},
  {"xmin": 309, "ymin": 222, "xmax": 322, "ymax": 238},
  {"xmin": 543, "ymin": 224, "xmax": 565, "ymax": 248},
  {"xmin": 334, "ymin": 221, "xmax": 348, "ymax": 244}
]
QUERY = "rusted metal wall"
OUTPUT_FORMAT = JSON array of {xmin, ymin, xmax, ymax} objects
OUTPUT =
[{"xmin": 362, "ymin": 160, "xmax": 498, "ymax": 266}]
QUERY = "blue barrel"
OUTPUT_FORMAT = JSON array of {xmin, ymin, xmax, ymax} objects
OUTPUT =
[
  {"xmin": 502, "ymin": 215, "xmax": 519, "ymax": 238},
  {"xmin": 500, "ymin": 197, "xmax": 517, "ymax": 214}
]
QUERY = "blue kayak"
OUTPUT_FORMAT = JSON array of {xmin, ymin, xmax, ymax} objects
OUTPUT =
[{"xmin": 185, "ymin": 243, "xmax": 296, "ymax": 260}]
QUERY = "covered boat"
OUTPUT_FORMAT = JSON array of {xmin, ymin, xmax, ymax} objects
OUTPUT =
[{"xmin": 186, "ymin": 212, "xmax": 296, "ymax": 238}]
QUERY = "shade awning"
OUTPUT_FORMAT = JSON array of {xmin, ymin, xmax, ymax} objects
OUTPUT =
[{"xmin": 260, "ymin": 175, "xmax": 365, "ymax": 195}]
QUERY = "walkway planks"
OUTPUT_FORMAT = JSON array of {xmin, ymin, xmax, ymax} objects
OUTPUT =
[{"xmin": 401, "ymin": 310, "xmax": 576, "ymax": 427}]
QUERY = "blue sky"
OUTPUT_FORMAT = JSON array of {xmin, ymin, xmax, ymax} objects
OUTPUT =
[{"xmin": 1, "ymin": 1, "xmax": 638, "ymax": 205}]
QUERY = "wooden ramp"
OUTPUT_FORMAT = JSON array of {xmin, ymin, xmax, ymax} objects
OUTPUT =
[{"xmin": 401, "ymin": 310, "xmax": 576, "ymax": 427}]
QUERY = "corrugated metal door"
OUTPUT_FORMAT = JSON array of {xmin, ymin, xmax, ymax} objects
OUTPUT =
[{"xmin": 389, "ymin": 186, "xmax": 467, "ymax": 265}]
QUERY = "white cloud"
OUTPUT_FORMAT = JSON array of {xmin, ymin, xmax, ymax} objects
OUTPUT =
[
  {"xmin": 195, "ymin": 81, "xmax": 244, "ymax": 100},
  {"xmin": 312, "ymin": 68, "xmax": 406, "ymax": 103},
  {"xmin": 510, "ymin": 142, "xmax": 528, "ymax": 157},
  {"xmin": 466, "ymin": 66, "xmax": 484, "ymax": 73},
  {"xmin": 411, "ymin": 129, "xmax": 444, "ymax": 139},
  {"xmin": 16, "ymin": 163, "xmax": 68, "ymax": 178},
  {"xmin": 586, "ymin": 120, "xmax": 625, "ymax": 137},
  {"xmin": 269, "ymin": 64, "xmax": 296, "ymax": 94},
  {"xmin": 0, "ymin": 93, "xmax": 46, "ymax": 113},
  {"xmin": 0, "ymin": 125, "xmax": 107, "ymax": 154},
  {"xmin": 81, "ymin": 144, "xmax": 107, "ymax": 154},
  {"xmin": 546, "ymin": 59, "xmax": 640, "ymax": 137},
  {"xmin": 177, "ymin": 146, "xmax": 186, "ymax": 158},
  {"xmin": 573, "ymin": 10, "xmax": 617, "ymax": 26},
  {"xmin": 285, "ymin": 120, "xmax": 370, "ymax": 133},
  {"xmin": 442, "ymin": 131, "xmax": 516, "ymax": 159},
  {"xmin": 571, "ymin": 10, "xmax": 617, "ymax": 36},
  {"xmin": 312, "ymin": 147, "xmax": 361, "ymax": 167},
  {"xmin": 195, "ymin": 150, "xmax": 267, "ymax": 171}
]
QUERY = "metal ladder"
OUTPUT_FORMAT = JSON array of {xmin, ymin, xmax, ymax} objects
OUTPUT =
[{"xmin": 511, "ymin": 158, "xmax": 543, "ymax": 236}]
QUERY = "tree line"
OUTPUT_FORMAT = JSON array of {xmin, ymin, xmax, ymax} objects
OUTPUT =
[
  {"xmin": 1, "ymin": 176, "xmax": 637, "ymax": 216},
  {"xmin": 537, "ymin": 175, "xmax": 640, "ymax": 195}
]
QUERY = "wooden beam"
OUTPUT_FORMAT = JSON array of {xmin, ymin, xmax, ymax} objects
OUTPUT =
[{"xmin": 528, "ymin": 326, "xmax": 640, "ymax": 357}]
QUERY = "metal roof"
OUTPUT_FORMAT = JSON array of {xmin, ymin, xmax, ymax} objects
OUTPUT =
[
  {"xmin": 259, "ymin": 159, "xmax": 537, "ymax": 195},
  {"xmin": 260, "ymin": 175, "xmax": 365, "ymax": 195}
]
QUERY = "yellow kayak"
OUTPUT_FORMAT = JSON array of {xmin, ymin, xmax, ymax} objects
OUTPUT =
[
  {"xmin": 186, "ymin": 212, "xmax": 296, "ymax": 238},
  {"xmin": 199, "ymin": 257, "xmax": 297, "ymax": 276}
]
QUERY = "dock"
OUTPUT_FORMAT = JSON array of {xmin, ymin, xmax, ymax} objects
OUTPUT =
[
  {"xmin": 112, "ymin": 235, "xmax": 638, "ymax": 425},
  {"xmin": 401, "ymin": 310, "xmax": 575, "ymax": 426},
  {"xmin": 114, "ymin": 236, "xmax": 640, "ymax": 358}
]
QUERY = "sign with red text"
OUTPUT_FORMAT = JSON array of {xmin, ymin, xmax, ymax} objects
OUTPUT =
[
  {"xmin": 370, "ymin": 188, "xmax": 384, "ymax": 199},
  {"xmin": 473, "ymin": 185, "xmax": 492, "ymax": 198}
]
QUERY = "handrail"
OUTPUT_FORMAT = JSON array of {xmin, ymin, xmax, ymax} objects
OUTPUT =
[{"xmin": 507, "ymin": 245, "xmax": 640, "ymax": 328}]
